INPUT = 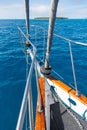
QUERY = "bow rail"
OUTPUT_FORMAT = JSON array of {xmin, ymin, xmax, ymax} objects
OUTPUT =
[
  {"xmin": 16, "ymin": 25, "xmax": 87, "ymax": 129},
  {"xmin": 16, "ymin": 27, "xmax": 36, "ymax": 130}
]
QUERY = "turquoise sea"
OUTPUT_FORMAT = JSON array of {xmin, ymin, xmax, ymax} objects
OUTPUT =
[{"xmin": 0, "ymin": 19, "xmax": 87, "ymax": 129}]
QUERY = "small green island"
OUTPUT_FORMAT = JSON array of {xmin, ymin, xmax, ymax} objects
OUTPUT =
[{"xmin": 34, "ymin": 17, "xmax": 68, "ymax": 20}]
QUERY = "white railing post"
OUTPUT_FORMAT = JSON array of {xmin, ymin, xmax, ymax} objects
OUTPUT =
[{"xmin": 69, "ymin": 41, "xmax": 79, "ymax": 96}]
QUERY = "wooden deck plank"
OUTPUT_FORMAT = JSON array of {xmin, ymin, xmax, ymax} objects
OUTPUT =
[
  {"xmin": 35, "ymin": 109, "xmax": 45, "ymax": 130},
  {"xmin": 35, "ymin": 77, "xmax": 45, "ymax": 130}
]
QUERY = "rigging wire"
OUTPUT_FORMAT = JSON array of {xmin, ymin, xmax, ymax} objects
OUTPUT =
[
  {"xmin": 43, "ymin": 29, "xmax": 45, "ymax": 62},
  {"xmin": 35, "ymin": 26, "xmax": 37, "ymax": 46}
]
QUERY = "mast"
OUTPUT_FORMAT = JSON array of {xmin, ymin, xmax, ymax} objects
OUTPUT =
[
  {"xmin": 25, "ymin": 0, "xmax": 29, "ymax": 37},
  {"xmin": 45, "ymin": 0, "xmax": 59, "ymax": 69}
]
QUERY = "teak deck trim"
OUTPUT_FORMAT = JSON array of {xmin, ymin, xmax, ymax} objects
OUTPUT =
[
  {"xmin": 48, "ymin": 76, "xmax": 87, "ymax": 105},
  {"xmin": 35, "ymin": 77, "xmax": 45, "ymax": 130}
]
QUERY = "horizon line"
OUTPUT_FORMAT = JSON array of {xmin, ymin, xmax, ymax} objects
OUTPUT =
[{"xmin": 0, "ymin": 17, "xmax": 87, "ymax": 20}]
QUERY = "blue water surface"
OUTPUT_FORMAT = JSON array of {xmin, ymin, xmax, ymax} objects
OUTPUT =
[{"xmin": 0, "ymin": 19, "xmax": 87, "ymax": 130}]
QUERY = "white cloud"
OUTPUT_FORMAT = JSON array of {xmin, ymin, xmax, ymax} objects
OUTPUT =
[
  {"xmin": 56, "ymin": 0, "xmax": 87, "ymax": 18},
  {"xmin": 0, "ymin": 2, "xmax": 87, "ymax": 19},
  {"xmin": 0, "ymin": 3, "xmax": 25, "ymax": 19},
  {"xmin": 30, "ymin": 4, "xmax": 49, "ymax": 18},
  {"xmin": 0, "ymin": 3, "xmax": 49, "ymax": 19},
  {"xmin": 74, "ymin": 7, "xmax": 87, "ymax": 18},
  {"xmin": 57, "ymin": 6, "xmax": 87, "ymax": 18}
]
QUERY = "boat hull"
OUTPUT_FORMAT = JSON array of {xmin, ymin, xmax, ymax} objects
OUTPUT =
[{"xmin": 47, "ymin": 77, "xmax": 87, "ymax": 121}]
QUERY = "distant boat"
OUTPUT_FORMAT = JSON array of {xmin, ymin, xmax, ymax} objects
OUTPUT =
[{"xmin": 16, "ymin": 0, "xmax": 87, "ymax": 130}]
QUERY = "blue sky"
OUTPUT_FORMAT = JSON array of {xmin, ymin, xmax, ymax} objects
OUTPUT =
[{"xmin": 0, "ymin": 0, "xmax": 87, "ymax": 19}]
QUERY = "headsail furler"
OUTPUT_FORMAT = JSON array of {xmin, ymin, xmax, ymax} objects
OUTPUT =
[{"xmin": 45, "ymin": 0, "xmax": 59, "ymax": 69}]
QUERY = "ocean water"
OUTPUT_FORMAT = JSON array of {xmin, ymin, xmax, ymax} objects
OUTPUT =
[{"xmin": 0, "ymin": 19, "xmax": 87, "ymax": 129}]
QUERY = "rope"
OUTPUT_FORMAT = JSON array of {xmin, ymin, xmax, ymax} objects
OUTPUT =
[{"xmin": 52, "ymin": 69, "xmax": 64, "ymax": 80}]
